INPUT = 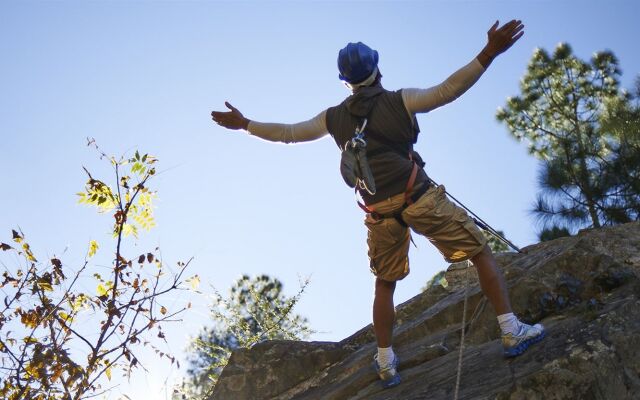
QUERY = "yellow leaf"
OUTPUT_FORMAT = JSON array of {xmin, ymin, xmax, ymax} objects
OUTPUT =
[
  {"xmin": 37, "ymin": 280, "xmax": 53, "ymax": 291},
  {"xmin": 160, "ymin": 306, "xmax": 167, "ymax": 315},
  {"xmin": 70, "ymin": 294, "xmax": 87, "ymax": 312},
  {"xmin": 21, "ymin": 311, "xmax": 39, "ymax": 328},
  {"xmin": 122, "ymin": 223, "xmax": 138, "ymax": 238},
  {"xmin": 438, "ymin": 277, "xmax": 449, "ymax": 288},
  {"xmin": 186, "ymin": 275, "xmax": 200, "ymax": 290},
  {"xmin": 105, "ymin": 366, "xmax": 112, "ymax": 381},
  {"xmin": 88, "ymin": 240, "xmax": 99, "ymax": 258},
  {"xmin": 97, "ymin": 284, "xmax": 107, "ymax": 297},
  {"xmin": 25, "ymin": 361, "xmax": 41, "ymax": 379},
  {"xmin": 22, "ymin": 243, "xmax": 37, "ymax": 262},
  {"xmin": 58, "ymin": 311, "xmax": 72, "ymax": 322}
]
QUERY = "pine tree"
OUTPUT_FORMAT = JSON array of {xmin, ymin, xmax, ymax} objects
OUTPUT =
[
  {"xmin": 497, "ymin": 43, "xmax": 640, "ymax": 234},
  {"xmin": 178, "ymin": 275, "xmax": 311, "ymax": 398}
]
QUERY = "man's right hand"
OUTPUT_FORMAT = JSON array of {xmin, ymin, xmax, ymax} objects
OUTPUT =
[
  {"xmin": 484, "ymin": 19, "xmax": 525, "ymax": 59},
  {"xmin": 477, "ymin": 19, "xmax": 525, "ymax": 68},
  {"xmin": 211, "ymin": 102, "xmax": 250, "ymax": 130}
]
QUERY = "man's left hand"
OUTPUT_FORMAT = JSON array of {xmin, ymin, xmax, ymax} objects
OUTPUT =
[{"xmin": 211, "ymin": 102, "xmax": 250, "ymax": 130}]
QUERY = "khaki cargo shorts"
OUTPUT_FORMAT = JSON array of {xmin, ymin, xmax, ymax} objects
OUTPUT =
[{"xmin": 364, "ymin": 184, "xmax": 488, "ymax": 282}]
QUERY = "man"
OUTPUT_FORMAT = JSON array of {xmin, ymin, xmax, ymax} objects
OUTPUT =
[{"xmin": 211, "ymin": 19, "xmax": 545, "ymax": 389}]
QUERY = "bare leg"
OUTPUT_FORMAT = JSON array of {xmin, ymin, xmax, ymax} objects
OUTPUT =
[
  {"xmin": 471, "ymin": 245, "xmax": 512, "ymax": 315},
  {"xmin": 373, "ymin": 278, "xmax": 396, "ymax": 348}
]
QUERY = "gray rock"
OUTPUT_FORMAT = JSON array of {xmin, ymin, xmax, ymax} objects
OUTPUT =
[{"xmin": 210, "ymin": 222, "xmax": 640, "ymax": 400}]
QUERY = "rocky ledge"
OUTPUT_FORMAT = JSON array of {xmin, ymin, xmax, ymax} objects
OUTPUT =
[{"xmin": 210, "ymin": 222, "xmax": 640, "ymax": 400}]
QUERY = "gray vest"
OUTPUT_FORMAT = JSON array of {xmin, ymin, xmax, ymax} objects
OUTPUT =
[{"xmin": 326, "ymin": 85, "xmax": 427, "ymax": 204}]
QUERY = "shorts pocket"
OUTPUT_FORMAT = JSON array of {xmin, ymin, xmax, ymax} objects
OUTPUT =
[
  {"xmin": 365, "ymin": 215, "xmax": 410, "ymax": 279},
  {"xmin": 403, "ymin": 185, "xmax": 457, "ymax": 232},
  {"xmin": 365, "ymin": 215, "xmax": 407, "ymax": 248},
  {"xmin": 453, "ymin": 208, "xmax": 487, "ymax": 246},
  {"xmin": 404, "ymin": 185, "xmax": 442, "ymax": 217}
]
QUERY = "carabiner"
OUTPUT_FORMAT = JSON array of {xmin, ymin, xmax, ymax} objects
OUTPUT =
[
  {"xmin": 352, "ymin": 118, "xmax": 368, "ymax": 148},
  {"xmin": 352, "ymin": 136, "xmax": 367, "ymax": 148}
]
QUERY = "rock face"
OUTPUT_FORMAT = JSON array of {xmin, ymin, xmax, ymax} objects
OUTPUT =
[{"xmin": 210, "ymin": 222, "xmax": 640, "ymax": 400}]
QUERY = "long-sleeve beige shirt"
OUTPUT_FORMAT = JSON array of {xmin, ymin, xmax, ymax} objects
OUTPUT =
[{"xmin": 246, "ymin": 58, "xmax": 485, "ymax": 143}]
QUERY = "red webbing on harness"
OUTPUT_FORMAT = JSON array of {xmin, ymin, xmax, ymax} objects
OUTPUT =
[
  {"xmin": 358, "ymin": 160, "xmax": 419, "ymax": 215},
  {"xmin": 404, "ymin": 160, "xmax": 419, "ymax": 206}
]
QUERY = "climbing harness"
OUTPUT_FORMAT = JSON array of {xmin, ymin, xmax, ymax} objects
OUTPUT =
[
  {"xmin": 359, "ymin": 173, "xmax": 522, "ymax": 253},
  {"xmin": 353, "ymin": 130, "xmax": 424, "ymax": 227},
  {"xmin": 357, "ymin": 161, "xmax": 424, "ymax": 228},
  {"xmin": 350, "ymin": 140, "xmax": 520, "ymax": 252}
]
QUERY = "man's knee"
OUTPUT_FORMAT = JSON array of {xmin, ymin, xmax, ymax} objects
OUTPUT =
[
  {"xmin": 471, "ymin": 244, "xmax": 493, "ymax": 264},
  {"xmin": 375, "ymin": 277, "xmax": 397, "ymax": 294}
]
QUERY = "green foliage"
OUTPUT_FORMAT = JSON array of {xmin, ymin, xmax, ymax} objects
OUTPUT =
[
  {"xmin": 76, "ymin": 146, "xmax": 158, "ymax": 238},
  {"xmin": 539, "ymin": 226, "xmax": 572, "ymax": 242},
  {"xmin": 598, "ymin": 80, "xmax": 640, "ymax": 221},
  {"xmin": 177, "ymin": 275, "xmax": 312, "ymax": 399},
  {"xmin": 497, "ymin": 43, "xmax": 640, "ymax": 234},
  {"xmin": 422, "ymin": 270, "xmax": 447, "ymax": 292},
  {"xmin": 484, "ymin": 230, "xmax": 510, "ymax": 253},
  {"xmin": 0, "ymin": 141, "xmax": 193, "ymax": 400}
]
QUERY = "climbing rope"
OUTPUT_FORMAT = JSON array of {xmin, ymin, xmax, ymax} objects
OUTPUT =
[
  {"xmin": 426, "ymin": 177, "xmax": 522, "ymax": 253},
  {"xmin": 453, "ymin": 260, "xmax": 471, "ymax": 400}
]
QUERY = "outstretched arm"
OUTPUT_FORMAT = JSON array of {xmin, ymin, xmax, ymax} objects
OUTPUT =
[
  {"xmin": 402, "ymin": 19, "xmax": 525, "ymax": 114},
  {"xmin": 211, "ymin": 102, "xmax": 328, "ymax": 143}
]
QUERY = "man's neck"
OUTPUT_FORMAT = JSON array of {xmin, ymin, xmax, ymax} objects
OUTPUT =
[{"xmin": 352, "ymin": 82, "xmax": 384, "ymax": 94}]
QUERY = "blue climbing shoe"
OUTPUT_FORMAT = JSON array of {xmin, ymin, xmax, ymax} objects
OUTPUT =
[
  {"xmin": 502, "ymin": 323, "xmax": 546, "ymax": 357},
  {"xmin": 374, "ymin": 354, "xmax": 401, "ymax": 389}
]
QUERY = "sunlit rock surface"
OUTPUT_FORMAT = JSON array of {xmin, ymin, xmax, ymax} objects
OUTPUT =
[{"xmin": 210, "ymin": 222, "xmax": 640, "ymax": 400}]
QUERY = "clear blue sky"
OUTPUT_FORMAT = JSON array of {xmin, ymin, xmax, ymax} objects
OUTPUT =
[{"xmin": 1, "ymin": 1, "xmax": 639, "ymax": 398}]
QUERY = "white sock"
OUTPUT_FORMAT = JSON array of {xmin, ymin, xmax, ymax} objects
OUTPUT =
[
  {"xmin": 377, "ymin": 346, "xmax": 395, "ymax": 367},
  {"xmin": 497, "ymin": 312, "xmax": 522, "ymax": 335}
]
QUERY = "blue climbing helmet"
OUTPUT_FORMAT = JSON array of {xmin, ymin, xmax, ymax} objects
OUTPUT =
[{"xmin": 337, "ymin": 42, "xmax": 379, "ymax": 85}]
